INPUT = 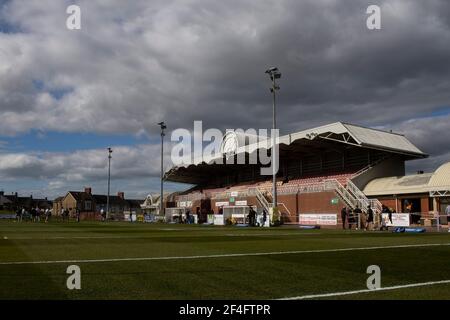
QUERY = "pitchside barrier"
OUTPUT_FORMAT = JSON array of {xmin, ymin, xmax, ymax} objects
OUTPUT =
[
  {"xmin": 298, "ymin": 212, "xmax": 449, "ymax": 231},
  {"xmin": 0, "ymin": 214, "xmax": 16, "ymax": 219},
  {"xmin": 346, "ymin": 212, "xmax": 449, "ymax": 231}
]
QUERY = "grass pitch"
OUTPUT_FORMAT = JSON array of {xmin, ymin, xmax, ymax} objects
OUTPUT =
[{"xmin": 0, "ymin": 220, "xmax": 449, "ymax": 300}]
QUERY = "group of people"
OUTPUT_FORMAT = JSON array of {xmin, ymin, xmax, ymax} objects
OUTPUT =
[
  {"xmin": 15, "ymin": 207, "xmax": 52, "ymax": 223},
  {"xmin": 341, "ymin": 204, "xmax": 394, "ymax": 231},
  {"xmin": 247, "ymin": 207, "xmax": 267, "ymax": 227},
  {"xmin": 61, "ymin": 208, "xmax": 81, "ymax": 222}
]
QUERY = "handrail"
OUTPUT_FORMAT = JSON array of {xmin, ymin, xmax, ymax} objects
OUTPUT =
[
  {"xmin": 277, "ymin": 181, "xmax": 334, "ymax": 194},
  {"xmin": 277, "ymin": 202, "xmax": 292, "ymax": 216},
  {"xmin": 324, "ymin": 179, "xmax": 359, "ymax": 209},
  {"xmin": 175, "ymin": 193, "xmax": 205, "ymax": 202},
  {"xmin": 249, "ymin": 187, "xmax": 271, "ymax": 213},
  {"xmin": 201, "ymin": 177, "xmax": 383, "ymax": 215},
  {"xmin": 211, "ymin": 189, "xmax": 249, "ymax": 200},
  {"xmin": 346, "ymin": 180, "xmax": 382, "ymax": 213},
  {"xmin": 352, "ymin": 155, "xmax": 391, "ymax": 177}
]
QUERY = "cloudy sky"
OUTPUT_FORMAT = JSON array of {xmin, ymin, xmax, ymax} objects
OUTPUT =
[{"xmin": 0, "ymin": 0, "xmax": 449, "ymax": 199}]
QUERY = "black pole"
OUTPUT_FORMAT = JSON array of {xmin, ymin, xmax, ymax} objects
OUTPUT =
[
  {"xmin": 158, "ymin": 122, "xmax": 166, "ymax": 217},
  {"xmin": 272, "ymin": 75, "xmax": 278, "ymax": 209},
  {"xmin": 107, "ymin": 148, "xmax": 113, "ymax": 220}
]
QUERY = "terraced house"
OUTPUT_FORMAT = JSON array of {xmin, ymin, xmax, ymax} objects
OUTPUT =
[{"xmin": 53, "ymin": 187, "xmax": 144, "ymax": 220}]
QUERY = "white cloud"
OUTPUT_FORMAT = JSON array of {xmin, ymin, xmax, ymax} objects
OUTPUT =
[{"xmin": 0, "ymin": 143, "xmax": 169, "ymax": 180}]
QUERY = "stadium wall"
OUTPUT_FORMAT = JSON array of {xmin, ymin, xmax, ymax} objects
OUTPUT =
[
  {"xmin": 278, "ymin": 194, "xmax": 298, "ymax": 223},
  {"xmin": 352, "ymin": 156, "xmax": 405, "ymax": 190},
  {"xmin": 174, "ymin": 191, "xmax": 346, "ymax": 225},
  {"xmin": 298, "ymin": 191, "xmax": 343, "ymax": 214}
]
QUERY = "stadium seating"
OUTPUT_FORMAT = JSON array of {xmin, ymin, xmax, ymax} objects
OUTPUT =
[{"xmin": 176, "ymin": 171, "xmax": 357, "ymax": 201}]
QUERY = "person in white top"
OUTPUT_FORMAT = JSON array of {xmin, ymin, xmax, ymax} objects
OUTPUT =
[{"xmin": 445, "ymin": 205, "xmax": 450, "ymax": 232}]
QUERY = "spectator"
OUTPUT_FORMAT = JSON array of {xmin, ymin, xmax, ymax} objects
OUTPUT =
[
  {"xmin": 185, "ymin": 210, "xmax": 190, "ymax": 224},
  {"xmin": 354, "ymin": 206, "xmax": 362, "ymax": 230},
  {"xmin": 36, "ymin": 207, "xmax": 41, "ymax": 223},
  {"xmin": 446, "ymin": 204, "xmax": 450, "ymax": 233},
  {"xmin": 45, "ymin": 208, "xmax": 52, "ymax": 223},
  {"xmin": 262, "ymin": 209, "xmax": 268, "ymax": 227},
  {"xmin": 64, "ymin": 208, "xmax": 70, "ymax": 222},
  {"xmin": 341, "ymin": 206, "xmax": 347, "ymax": 230},
  {"xmin": 249, "ymin": 207, "xmax": 256, "ymax": 227},
  {"xmin": 380, "ymin": 213, "xmax": 388, "ymax": 231},
  {"xmin": 16, "ymin": 207, "xmax": 22, "ymax": 222},
  {"xmin": 31, "ymin": 207, "xmax": 37, "ymax": 222},
  {"xmin": 367, "ymin": 206, "xmax": 374, "ymax": 231},
  {"xmin": 382, "ymin": 205, "xmax": 392, "ymax": 224},
  {"xmin": 347, "ymin": 208, "xmax": 354, "ymax": 230}
]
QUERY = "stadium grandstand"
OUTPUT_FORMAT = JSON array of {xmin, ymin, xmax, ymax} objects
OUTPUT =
[{"xmin": 163, "ymin": 122, "xmax": 448, "ymax": 228}]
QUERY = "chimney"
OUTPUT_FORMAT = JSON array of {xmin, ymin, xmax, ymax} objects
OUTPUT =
[
  {"xmin": 118, "ymin": 192, "xmax": 125, "ymax": 199},
  {"xmin": 0, "ymin": 191, "xmax": 4, "ymax": 196},
  {"xmin": 85, "ymin": 187, "xmax": 92, "ymax": 195}
]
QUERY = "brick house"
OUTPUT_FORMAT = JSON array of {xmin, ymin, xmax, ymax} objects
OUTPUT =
[
  {"xmin": 55, "ymin": 187, "xmax": 143, "ymax": 220},
  {"xmin": 2, "ymin": 192, "xmax": 52, "ymax": 211}
]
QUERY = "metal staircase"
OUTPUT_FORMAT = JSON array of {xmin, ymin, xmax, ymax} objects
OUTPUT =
[
  {"xmin": 322, "ymin": 179, "xmax": 382, "ymax": 213},
  {"xmin": 248, "ymin": 178, "xmax": 381, "ymax": 214},
  {"xmin": 324, "ymin": 179, "xmax": 359, "ymax": 209},
  {"xmin": 248, "ymin": 187, "xmax": 292, "ymax": 222},
  {"xmin": 211, "ymin": 177, "xmax": 381, "ymax": 220},
  {"xmin": 249, "ymin": 187, "xmax": 271, "ymax": 213},
  {"xmin": 346, "ymin": 180, "xmax": 383, "ymax": 213}
]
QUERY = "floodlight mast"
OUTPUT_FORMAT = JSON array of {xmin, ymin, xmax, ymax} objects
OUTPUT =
[
  {"xmin": 158, "ymin": 122, "xmax": 167, "ymax": 217},
  {"xmin": 106, "ymin": 147, "xmax": 113, "ymax": 220},
  {"xmin": 265, "ymin": 67, "xmax": 281, "ymax": 215}
]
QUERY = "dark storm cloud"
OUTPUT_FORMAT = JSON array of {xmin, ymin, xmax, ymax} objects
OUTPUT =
[
  {"xmin": 393, "ymin": 113, "xmax": 450, "ymax": 172},
  {"xmin": 1, "ymin": 0, "xmax": 449, "ymax": 134}
]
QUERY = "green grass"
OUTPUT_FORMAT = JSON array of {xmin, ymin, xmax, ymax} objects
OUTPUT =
[{"xmin": 0, "ymin": 220, "xmax": 449, "ymax": 300}]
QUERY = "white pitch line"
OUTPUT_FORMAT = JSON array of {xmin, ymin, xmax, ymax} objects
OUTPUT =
[
  {"xmin": 0, "ymin": 242, "xmax": 449, "ymax": 266},
  {"xmin": 3, "ymin": 236, "xmax": 155, "ymax": 240},
  {"xmin": 278, "ymin": 279, "xmax": 450, "ymax": 300},
  {"xmin": 1, "ymin": 232, "xmax": 319, "ymax": 240},
  {"xmin": 225, "ymin": 233, "xmax": 320, "ymax": 237}
]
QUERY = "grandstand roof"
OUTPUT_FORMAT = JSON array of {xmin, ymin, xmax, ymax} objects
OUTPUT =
[
  {"xmin": 363, "ymin": 161, "xmax": 450, "ymax": 196},
  {"xmin": 195, "ymin": 122, "xmax": 425, "ymax": 165},
  {"xmin": 428, "ymin": 161, "xmax": 450, "ymax": 191},
  {"xmin": 166, "ymin": 122, "xmax": 427, "ymax": 184},
  {"xmin": 341, "ymin": 123, "xmax": 424, "ymax": 156},
  {"xmin": 363, "ymin": 173, "xmax": 433, "ymax": 196}
]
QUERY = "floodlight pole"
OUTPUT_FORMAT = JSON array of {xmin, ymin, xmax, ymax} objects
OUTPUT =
[
  {"xmin": 272, "ymin": 75, "xmax": 278, "ymax": 210},
  {"xmin": 107, "ymin": 147, "xmax": 113, "ymax": 220},
  {"xmin": 158, "ymin": 122, "xmax": 167, "ymax": 217},
  {"xmin": 266, "ymin": 67, "xmax": 281, "ymax": 211}
]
